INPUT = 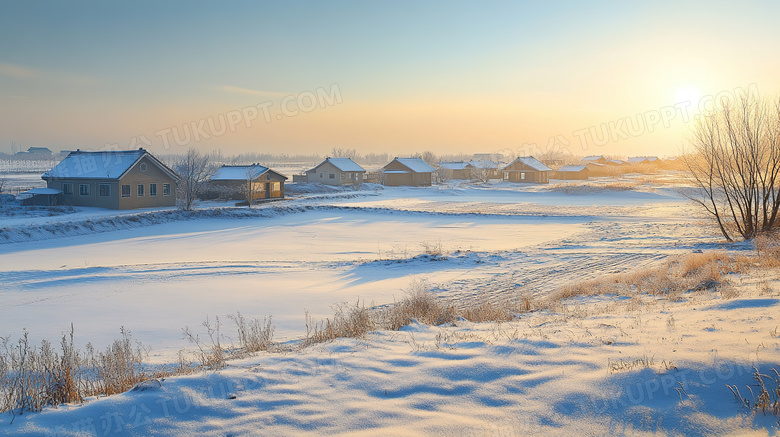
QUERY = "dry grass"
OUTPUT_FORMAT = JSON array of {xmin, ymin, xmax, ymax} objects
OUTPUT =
[
  {"xmin": 549, "ymin": 181, "xmax": 640, "ymax": 194},
  {"xmin": 726, "ymin": 367, "xmax": 780, "ymax": 417},
  {"xmin": 547, "ymin": 251, "xmax": 750, "ymax": 304},
  {"xmin": 0, "ymin": 326, "xmax": 162, "ymax": 418},
  {"xmin": 304, "ymin": 280, "xmax": 529, "ymax": 344},
  {"xmin": 304, "ymin": 300, "xmax": 375, "ymax": 345}
]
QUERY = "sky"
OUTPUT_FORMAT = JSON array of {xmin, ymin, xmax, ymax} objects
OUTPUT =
[{"xmin": 1, "ymin": 1, "xmax": 779, "ymax": 158}]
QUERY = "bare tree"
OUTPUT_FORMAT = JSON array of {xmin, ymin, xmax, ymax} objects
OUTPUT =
[
  {"xmin": 0, "ymin": 175, "xmax": 5, "ymax": 194},
  {"xmin": 471, "ymin": 165, "xmax": 492, "ymax": 183},
  {"xmin": 175, "ymin": 148, "xmax": 211, "ymax": 211},
  {"xmin": 329, "ymin": 147, "xmax": 359, "ymax": 160},
  {"xmin": 685, "ymin": 93, "xmax": 780, "ymax": 241},
  {"xmin": 243, "ymin": 166, "xmax": 261, "ymax": 208},
  {"xmin": 436, "ymin": 168, "xmax": 453, "ymax": 183}
]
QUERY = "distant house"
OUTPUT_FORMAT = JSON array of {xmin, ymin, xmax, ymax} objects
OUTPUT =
[
  {"xmin": 42, "ymin": 148, "xmax": 179, "ymax": 210},
  {"xmin": 501, "ymin": 156, "xmax": 552, "ymax": 183},
  {"xmin": 582, "ymin": 155, "xmax": 608, "ymax": 165},
  {"xmin": 553, "ymin": 165, "xmax": 589, "ymax": 180},
  {"xmin": 381, "ymin": 157, "xmax": 436, "ymax": 186},
  {"xmin": 208, "ymin": 164, "xmax": 287, "ymax": 201},
  {"xmin": 585, "ymin": 162, "xmax": 610, "ymax": 177},
  {"xmin": 306, "ymin": 157, "xmax": 365, "ymax": 186},
  {"xmin": 19, "ymin": 188, "xmax": 62, "ymax": 206},
  {"xmin": 607, "ymin": 159, "xmax": 625, "ymax": 166},
  {"xmin": 437, "ymin": 162, "xmax": 474, "ymax": 179},
  {"xmin": 469, "ymin": 160, "xmax": 502, "ymax": 180},
  {"xmin": 16, "ymin": 147, "xmax": 53, "ymax": 157},
  {"xmin": 627, "ymin": 156, "xmax": 660, "ymax": 165}
]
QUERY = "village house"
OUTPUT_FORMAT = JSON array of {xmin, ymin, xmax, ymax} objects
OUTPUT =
[
  {"xmin": 553, "ymin": 165, "xmax": 589, "ymax": 180},
  {"xmin": 501, "ymin": 156, "xmax": 552, "ymax": 183},
  {"xmin": 436, "ymin": 162, "xmax": 474, "ymax": 180},
  {"xmin": 42, "ymin": 148, "xmax": 179, "ymax": 209},
  {"xmin": 582, "ymin": 155, "xmax": 609, "ymax": 165},
  {"xmin": 306, "ymin": 157, "xmax": 365, "ymax": 186},
  {"xmin": 207, "ymin": 164, "xmax": 286, "ymax": 201},
  {"xmin": 381, "ymin": 157, "xmax": 436, "ymax": 186}
]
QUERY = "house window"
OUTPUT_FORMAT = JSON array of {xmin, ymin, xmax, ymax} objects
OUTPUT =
[
  {"xmin": 122, "ymin": 184, "xmax": 131, "ymax": 198},
  {"xmin": 162, "ymin": 184, "xmax": 171, "ymax": 196},
  {"xmin": 521, "ymin": 173, "xmax": 526, "ymax": 180},
  {"xmin": 149, "ymin": 183, "xmax": 157, "ymax": 196},
  {"xmin": 137, "ymin": 184, "xmax": 144, "ymax": 197},
  {"xmin": 329, "ymin": 173, "xmax": 335, "ymax": 179},
  {"xmin": 79, "ymin": 184, "xmax": 90, "ymax": 196},
  {"xmin": 319, "ymin": 173, "xmax": 323, "ymax": 179},
  {"xmin": 98, "ymin": 184, "xmax": 110, "ymax": 197},
  {"xmin": 62, "ymin": 183, "xmax": 73, "ymax": 195},
  {"xmin": 503, "ymin": 172, "xmax": 509, "ymax": 180},
  {"xmin": 140, "ymin": 163, "xmax": 148, "ymax": 172}
]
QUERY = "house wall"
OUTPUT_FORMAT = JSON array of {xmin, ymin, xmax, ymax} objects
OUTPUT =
[
  {"xmin": 117, "ymin": 156, "xmax": 177, "ymax": 209},
  {"xmin": 306, "ymin": 162, "xmax": 364, "ymax": 186},
  {"xmin": 382, "ymin": 160, "xmax": 432, "ymax": 186},
  {"xmin": 553, "ymin": 170, "xmax": 588, "ymax": 180},
  {"xmin": 47, "ymin": 178, "xmax": 120, "ymax": 209},
  {"xmin": 207, "ymin": 173, "xmax": 285, "ymax": 201},
  {"xmin": 502, "ymin": 161, "xmax": 550, "ymax": 183}
]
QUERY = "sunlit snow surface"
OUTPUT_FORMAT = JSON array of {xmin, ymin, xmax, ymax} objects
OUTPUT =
[{"xmin": 0, "ymin": 178, "xmax": 721, "ymax": 360}]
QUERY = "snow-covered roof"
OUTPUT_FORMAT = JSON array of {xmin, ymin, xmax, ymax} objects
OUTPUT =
[
  {"xmin": 383, "ymin": 170, "xmax": 410, "ymax": 174},
  {"xmin": 437, "ymin": 162, "xmax": 471, "ymax": 170},
  {"xmin": 392, "ymin": 158, "xmax": 436, "ymax": 173},
  {"xmin": 309, "ymin": 158, "xmax": 365, "ymax": 173},
  {"xmin": 582, "ymin": 155, "xmax": 605, "ymax": 161},
  {"xmin": 558, "ymin": 165, "xmax": 587, "ymax": 172},
  {"xmin": 608, "ymin": 160, "xmax": 624, "ymax": 165},
  {"xmin": 42, "ymin": 149, "xmax": 177, "ymax": 180},
  {"xmin": 24, "ymin": 187, "xmax": 62, "ymax": 195},
  {"xmin": 504, "ymin": 156, "xmax": 552, "ymax": 172},
  {"xmin": 469, "ymin": 160, "xmax": 499, "ymax": 169},
  {"xmin": 627, "ymin": 156, "xmax": 659, "ymax": 163},
  {"xmin": 210, "ymin": 164, "xmax": 283, "ymax": 181}
]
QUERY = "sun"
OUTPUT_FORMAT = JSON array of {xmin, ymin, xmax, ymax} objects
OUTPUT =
[{"xmin": 674, "ymin": 86, "xmax": 702, "ymax": 106}]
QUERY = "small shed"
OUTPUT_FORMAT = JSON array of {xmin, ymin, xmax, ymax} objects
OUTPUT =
[
  {"xmin": 553, "ymin": 165, "xmax": 589, "ymax": 180},
  {"xmin": 501, "ymin": 156, "xmax": 552, "ymax": 183},
  {"xmin": 381, "ymin": 158, "xmax": 436, "ymax": 187},
  {"xmin": 19, "ymin": 188, "xmax": 62, "ymax": 206}
]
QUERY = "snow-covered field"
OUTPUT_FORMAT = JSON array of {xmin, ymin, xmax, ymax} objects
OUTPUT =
[{"xmin": 2, "ymin": 176, "xmax": 778, "ymax": 435}]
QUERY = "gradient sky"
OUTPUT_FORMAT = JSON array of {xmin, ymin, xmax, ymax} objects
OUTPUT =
[{"xmin": 1, "ymin": 1, "xmax": 779, "ymax": 158}]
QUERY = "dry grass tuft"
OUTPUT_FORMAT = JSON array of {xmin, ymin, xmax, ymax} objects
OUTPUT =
[
  {"xmin": 0, "ymin": 326, "xmax": 160, "ymax": 417},
  {"xmin": 305, "ymin": 301, "xmax": 375, "ymax": 345},
  {"xmin": 547, "ymin": 251, "xmax": 749, "ymax": 305}
]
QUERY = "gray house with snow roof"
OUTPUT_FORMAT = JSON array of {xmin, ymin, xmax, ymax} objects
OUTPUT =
[
  {"xmin": 42, "ymin": 148, "xmax": 179, "ymax": 209},
  {"xmin": 306, "ymin": 158, "xmax": 365, "ymax": 186},
  {"xmin": 501, "ymin": 156, "xmax": 552, "ymax": 183},
  {"xmin": 381, "ymin": 157, "xmax": 436, "ymax": 186},
  {"xmin": 207, "ymin": 164, "xmax": 287, "ymax": 201}
]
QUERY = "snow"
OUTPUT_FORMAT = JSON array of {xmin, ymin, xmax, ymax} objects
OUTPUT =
[
  {"xmin": 311, "ymin": 158, "xmax": 365, "ymax": 173},
  {"xmin": 43, "ymin": 150, "xmax": 145, "ymax": 179},
  {"xmin": 1, "ymin": 175, "xmax": 778, "ymax": 435},
  {"xmin": 437, "ymin": 162, "xmax": 471, "ymax": 170},
  {"xmin": 391, "ymin": 158, "xmax": 436, "ymax": 173},
  {"xmin": 23, "ymin": 188, "xmax": 62, "ymax": 195},
  {"xmin": 505, "ymin": 156, "xmax": 552, "ymax": 172},
  {"xmin": 209, "ymin": 165, "xmax": 271, "ymax": 181},
  {"xmin": 3, "ymin": 286, "xmax": 779, "ymax": 436},
  {"xmin": 557, "ymin": 165, "xmax": 587, "ymax": 172}
]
